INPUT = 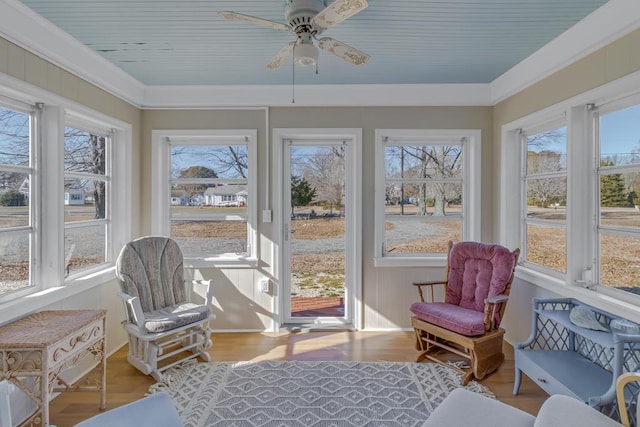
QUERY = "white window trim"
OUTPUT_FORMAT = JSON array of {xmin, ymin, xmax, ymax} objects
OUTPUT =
[
  {"xmin": 593, "ymin": 96, "xmax": 640, "ymax": 302},
  {"xmin": 61, "ymin": 115, "xmax": 114, "ymax": 279},
  {"xmin": 272, "ymin": 128, "xmax": 363, "ymax": 330},
  {"xmin": 0, "ymin": 96, "xmax": 37, "ymax": 303},
  {"xmin": 151, "ymin": 129, "xmax": 258, "ymax": 267},
  {"xmin": 499, "ymin": 68, "xmax": 640, "ymax": 321},
  {"xmin": 0, "ymin": 73, "xmax": 132, "ymax": 323},
  {"xmin": 518, "ymin": 117, "xmax": 568, "ymax": 278},
  {"xmin": 374, "ymin": 128, "xmax": 482, "ymax": 267}
]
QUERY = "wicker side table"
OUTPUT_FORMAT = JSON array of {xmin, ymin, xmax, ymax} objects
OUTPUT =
[{"xmin": 0, "ymin": 310, "xmax": 107, "ymax": 427}]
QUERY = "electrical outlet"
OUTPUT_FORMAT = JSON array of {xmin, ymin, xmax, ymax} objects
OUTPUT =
[{"xmin": 259, "ymin": 279, "xmax": 270, "ymax": 293}]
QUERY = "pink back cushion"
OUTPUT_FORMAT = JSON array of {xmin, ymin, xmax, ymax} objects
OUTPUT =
[{"xmin": 445, "ymin": 241, "xmax": 516, "ymax": 313}]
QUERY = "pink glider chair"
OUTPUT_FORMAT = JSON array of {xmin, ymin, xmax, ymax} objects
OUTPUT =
[{"xmin": 410, "ymin": 241, "xmax": 520, "ymax": 384}]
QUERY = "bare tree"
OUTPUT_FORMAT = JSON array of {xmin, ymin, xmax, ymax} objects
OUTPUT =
[
  {"xmin": 527, "ymin": 176, "xmax": 566, "ymax": 208},
  {"xmin": 0, "ymin": 108, "xmax": 30, "ymax": 192},
  {"xmin": 91, "ymin": 135, "xmax": 106, "ymax": 219},
  {"xmin": 172, "ymin": 145, "xmax": 248, "ymax": 179},
  {"xmin": 526, "ymin": 130, "xmax": 567, "ymax": 207},
  {"xmin": 64, "ymin": 128, "xmax": 107, "ymax": 219},
  {"xmin": 388, "ymin": 144, "xmax": 462, "ymax": 216},
  {"xmin": 304, "ymin": 146, "xmax": 345, "ymax": 215}
]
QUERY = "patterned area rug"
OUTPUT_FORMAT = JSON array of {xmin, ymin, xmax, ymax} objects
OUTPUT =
[{"xmin": 148, "ymin": 361, "xmax": 494, "ymax": 427}]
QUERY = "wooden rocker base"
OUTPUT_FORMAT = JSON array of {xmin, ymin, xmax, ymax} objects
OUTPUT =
[{"xmin": 412, "ymin": 316, "xmax": 505, "ymax": 385}]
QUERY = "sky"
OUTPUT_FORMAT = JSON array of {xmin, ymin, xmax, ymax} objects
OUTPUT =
[{"xmin": 600, "ymin": 103, "xmax": 640, "ymax": 160}]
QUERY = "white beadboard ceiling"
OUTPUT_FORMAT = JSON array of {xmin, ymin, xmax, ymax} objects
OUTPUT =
[{"xmin": 17, "ymin": 0, "xmax": 610, "ymax": 87}]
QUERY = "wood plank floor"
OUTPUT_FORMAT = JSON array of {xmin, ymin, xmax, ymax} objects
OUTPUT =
[{"xmin": 49, "ymin": 331, "xmax": 548, "ymax": 426}]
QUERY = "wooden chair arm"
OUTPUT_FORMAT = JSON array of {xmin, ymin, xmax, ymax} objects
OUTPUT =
[
  {"xmin": 412, "ymin": 280, "xmax": 447, "ymax": 287},
  {"xmin": 617, "ymin": 371, "xmax": 640, "ymax": 427},
  {"xmin": 413, "ymin": 281, "xmax": 447, "ymax": 303},
  {"xmin": 485, "ymin": 294, "xmax": 509, "ymax": 305},
  {"xmin": 484, "ymin": 294, "xmax": 509, "ymax": 331}
]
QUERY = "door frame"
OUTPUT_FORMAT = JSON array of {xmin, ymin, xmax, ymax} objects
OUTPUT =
[{"xmin": 273, "ymin": 128, "xmax": 362, "ymax": 330}]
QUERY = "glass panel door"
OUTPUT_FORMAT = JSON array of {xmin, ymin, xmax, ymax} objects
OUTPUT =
[{"xmin": 283, "ymin": 142, "xmax": 349, "ymax": 324}]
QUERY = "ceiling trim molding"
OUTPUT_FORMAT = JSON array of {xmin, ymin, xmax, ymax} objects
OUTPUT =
[
  {"xmin": 2, "ymin": 0, "xmax": 639, "ymax": 109},
  {"xmin": 142, "ymin": 84, "xmax": 492, "ymax": 108},
  {"xmin": 0, "ymin": 0, "xmax": 145, "ymax": 107},
  {"xmin": 490, "ymin": 0, "xmax": 640, "ymax": 104}
]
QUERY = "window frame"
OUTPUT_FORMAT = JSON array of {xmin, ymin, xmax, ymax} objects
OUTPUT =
[
  {"xmin": 500, "ymin": 74, "xmax": 640, "ymax": 313},
  {"xmin": 374, "ymin": 129, "xmax": 482, "ymax": 267},
  {"xmin": 0, "ymin": 96, "xmax": 37, "ymax": 300},
  {"xmin": 151, "ymin": 129, "xmax": 258, "ymax": 267},
  {"xmin": 62, "ymin": 116, "xmax": 113, "ymax": 279},
  {"xmin": 0, "ymin": 78, "xmax": 132, "ymax": 315},
  {"xmin": 593, "ymin": 97, "xmax": 640, "ymax": 301},
  {"xmin": 519, "ymin": 118, "xmax": 568, "ymax": 278}
]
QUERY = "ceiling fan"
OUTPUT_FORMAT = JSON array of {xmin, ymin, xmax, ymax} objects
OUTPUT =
[{"xmin": 218, "ymin": 0, "xmax": 370, "ymax": 70}]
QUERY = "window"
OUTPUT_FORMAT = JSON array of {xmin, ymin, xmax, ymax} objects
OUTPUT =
[
  {"xmin": 521, "ymin": 123, "xmax": 567, "ymax": 275},
  {"xmin": 0, "ymin": 89, "xmax": 130, "ymax": 307},
  {"xmin": 597, "ymin": 103, "xmax": 640, "ymax": 295},
  {"xmin": 0, "ymin": 100, "xmax": 34, "ymax": 298},
  {"xmin": 502, "ymin": 80, "xmax": 640, "ymax": 306},
  {"xmin": 63, "ymin": 122, "xmax": 111, "ymax": 276},
  {"xmin": 375, "ymin": 129, "xmax": 481, "ymax": 266},
  {"xmin": 152, "ymin": 130, "xmax": 257, "ymax": 263}
]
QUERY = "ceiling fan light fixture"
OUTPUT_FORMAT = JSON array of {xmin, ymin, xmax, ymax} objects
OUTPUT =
[{"xmin": 294, "ymin": 42, "xmax": 319, "ymax": 67}]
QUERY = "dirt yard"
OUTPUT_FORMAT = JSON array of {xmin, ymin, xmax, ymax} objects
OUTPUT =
[{"xmin": 2, "ymin": 205, "xmax": 640, "ymax": 295}]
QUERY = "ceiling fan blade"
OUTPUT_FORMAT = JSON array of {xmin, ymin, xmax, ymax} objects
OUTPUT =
[
  {"xmin": 318, "ymin": 37, "xmax": 370, "ymax": 66},
  {"xmin": 266, "ymin": 42, "xmax": 295, "ymax": 69},
  {"xmin": 218, "ymin": 11, "xmax": 290, "ymax": 32},
  {"xmin": 311, "ymin": 0, "xmax": 368, "ymax": 32}
]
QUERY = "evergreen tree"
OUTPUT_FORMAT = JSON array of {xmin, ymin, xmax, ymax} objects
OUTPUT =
[
  {"xmin": 291, "ymin": 175, "xmax": 316, "ymax": 215},
  {"xmin": 0, "ymin": 189, "xmax": 26, "ymax": 206},
  {"xmin": 600, "ymin": 172, "xmax": 629, "ymax": 207}
]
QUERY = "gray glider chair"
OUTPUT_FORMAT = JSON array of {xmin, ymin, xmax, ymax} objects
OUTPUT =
[{"xmin": 116, "ymin": 236, "xmax": 214, "ymax": 381}]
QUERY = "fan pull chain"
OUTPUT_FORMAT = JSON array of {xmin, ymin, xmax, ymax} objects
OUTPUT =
[{"xmin": 292, "ymin": 45, "xmax": 296, "ymax": 104}]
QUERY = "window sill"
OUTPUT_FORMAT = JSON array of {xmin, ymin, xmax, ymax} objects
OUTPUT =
[
  {"xmin": 184, "ymin": 257, "xmax": 258, "ymax": 269},
  {"xmin": 0, "ymin": 267, "xmax": 115, "ymax": 326},
  {"xmin": 515, "ymin": 265, "xmax": 640, "ymax": 325},
  {"xmin": 374, "ymin": 255, "xmax": 447, "ymax": 268}
]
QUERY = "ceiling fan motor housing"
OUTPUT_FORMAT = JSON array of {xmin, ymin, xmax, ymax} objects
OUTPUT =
[{"xmin": 285, "ymin": 0, "xmax": 325, "ymax": 34}]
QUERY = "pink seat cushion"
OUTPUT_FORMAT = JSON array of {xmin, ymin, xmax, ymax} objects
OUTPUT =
[
  {"xmin": 410, "ymin": 302, "xmax": 486, "ymax": 336},
  {"xmin": 411, "ymin": 242, "xmax": 517, "ymax": 336}
]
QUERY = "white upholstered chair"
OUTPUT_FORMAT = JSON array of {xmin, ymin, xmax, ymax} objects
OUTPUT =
[
  {"xmin": 116, "ymin": 236, "xmax": 214, "ymax": 381},
  {"xmin": 74, "ymin": 392, "xmax": 183, "ymax": 427},
  {"xmin": 424, "ymin": 388, "xmax": 623, "ymax": 427}
]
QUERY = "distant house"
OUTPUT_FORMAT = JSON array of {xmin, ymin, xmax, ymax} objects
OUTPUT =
[
  {"xmin": 64, "ymin": 189, "xmax": 84, "ymax": 205},
  {"xmin": 190, "ymin": 193, "xmax": 205, "ymax": 206},
  {"xmin": 170, "ymin": 190, "xmax": 189, "ymax": 206},
  {"xmin": 204, "ymin": 185, "xmax": 247, "ymax": 207}
]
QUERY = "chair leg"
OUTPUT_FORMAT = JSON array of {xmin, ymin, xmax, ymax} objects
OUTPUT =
[
  {"xmin": 414, "ymin": 328, "xmax": 426, "ymax": 351},
  {"xmin": 469, "ymin": 330, "xmax": 505, "ymax": 381},
  {"xmin": 513, "ymin": 368, "xmax": 522, "ymax": 395},
  {"xmin": 412, "ymin": 320, "xmax": 506, "ymax": 385}
]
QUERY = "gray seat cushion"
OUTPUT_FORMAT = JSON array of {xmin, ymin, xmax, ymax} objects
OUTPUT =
[
  {"xmin": 534, "ymin": 395, "xmax": 622, "ymax": 427},
  {"xmin": 423, "ymin": 388, "xmax": 535, "ymax": 427},
  {"xmin": 74, "ymin": 392, "xmax": 183, "ymax": 427},
  {"xmin": 144, "ymin": 303, "xmax": 211, "ymax": 333}
]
